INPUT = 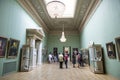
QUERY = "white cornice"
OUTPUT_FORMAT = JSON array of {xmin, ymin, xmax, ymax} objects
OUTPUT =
[
  {"xmin": 78, "ymin": 0, "xmax": 102, "ymax": 32},
  {"xmin": 49, "ymin": 30, "xmax": 79, "ymax": 35},
  {"xmin": 17, "ymin": 0, "xmax": 49, "ymax": 33}
]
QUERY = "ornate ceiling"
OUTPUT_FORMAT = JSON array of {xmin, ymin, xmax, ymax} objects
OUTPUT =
[{"xmin": 18, "ymin": 0, "xmax": 101, "ymax": 34}]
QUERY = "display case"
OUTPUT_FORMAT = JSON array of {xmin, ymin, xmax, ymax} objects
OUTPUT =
[
  {"xmin": 20, "ymin": 45, "xmax": 32, "ymax": 71},
  {"xmin": 80, "ymin": 48, "xmax": 89, "ymax": 65},
  {"xmin": 89, "ymin": 44, "xmax": 104, "ymax": 74}
]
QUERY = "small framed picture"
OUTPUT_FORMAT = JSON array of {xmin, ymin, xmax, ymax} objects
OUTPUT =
[
  {"xmin": 106, "ymin": 42, "xmax": 116, "ymax": 59},
  {"xmin": 0, "ymin": 36, "xmax": 8, "ymax": 58},
  {"xmin": 7, "ymin": 38, "xmax": 20, "ymax": 58},
  {"xmin": 115, "ymin": 37, "xmax": 120, "ymax": 60}
]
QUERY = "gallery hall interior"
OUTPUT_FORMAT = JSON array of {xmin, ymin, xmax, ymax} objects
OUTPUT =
[{"xmin": 0, "ymin": 0, "xmax": 120, "ymax": 80}]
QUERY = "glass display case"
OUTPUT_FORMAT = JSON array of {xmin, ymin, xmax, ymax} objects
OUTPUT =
[
  {"xmin": 89, "ymin": 44, "xmax": 104, "ymax": 73},
  {"xmin": 80, "ymin": 48, "xmax": 89, "ymax": 66},
  {"xmin": 20, "ymin": 45, "xmax": 32, "ymax": 71}
]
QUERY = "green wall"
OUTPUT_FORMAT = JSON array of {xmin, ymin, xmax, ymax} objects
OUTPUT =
[
  {"xmin": 0, "ymin": 0, "xmax": 120, "ymax": 79},
  {"xmin": 0, "ymin": 0, "xmax": 47, "ymax": 76},
  {"xmin": 42, "ymin": 33, "xmax": 48, "ymax": 62},
  {"xmin": 79, "ymin": 0, "xmax": 120, "ymax": 79},
  {"xmin": 47, "ymin": 34, "xmax": 80, "ymax": 55}
]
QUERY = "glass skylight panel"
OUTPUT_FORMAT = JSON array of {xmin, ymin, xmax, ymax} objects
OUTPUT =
[{"xmin": 44, "ymin": 0, "xmax": 77, "ymax": 18}]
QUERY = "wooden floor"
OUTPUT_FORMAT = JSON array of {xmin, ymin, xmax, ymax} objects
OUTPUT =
[{"xmin": 0, "ymin": 62, "xmax": 118, "ymax": 80}]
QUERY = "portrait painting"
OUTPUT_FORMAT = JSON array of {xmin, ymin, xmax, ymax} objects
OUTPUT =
[
  {"xmin": 115, "ymin": 37, "xmax": 120, "ymax": 60},
  {"xmin": 7, "ymin": 38, "xmax": 20, "ymax": 58},
  {"xmin": 0, "ymin": 36, "xmax": 8, "ymax": 58},
  {"xmin": 106, "ymin": 42, "xmax": 116, "ymax": 59}
]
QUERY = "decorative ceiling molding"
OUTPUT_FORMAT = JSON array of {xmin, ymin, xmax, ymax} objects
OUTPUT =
[
  {"xmin": 49, "ymin": 30, "xmax": 79, "ymax": 35},
  {"xmin": 17, "ymin": 0, "xmax": 102, "ymax": 35},
  {"xmin": 74, "ymin": 0, "xmax": 91, "ymax": 30},
  {"xmin": 17, "ymin": 0, "xmax": 49, "ymax": 33},
  {"xmin": 78, "ymin": 0, "xmax": 102, "ymax": 32},
  {"xmin": 27, "ymin": 0, "xmax": 93, "ymax": 33}
]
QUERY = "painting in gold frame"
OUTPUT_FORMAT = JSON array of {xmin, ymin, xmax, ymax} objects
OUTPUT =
[
  {"xmin": 0, "ymin": 36, "xmax": 8, "ymax": 58},
  {"xmin": 106, "ymin": 42, "xmax": 116, "ymax": 59},
  {"xmin": 7, "ymin": 38, "xmax": 20, "ymax": 58},
  {"xmin": 115, "ymin": 37, "xmax": 120, "ymax": 60}
]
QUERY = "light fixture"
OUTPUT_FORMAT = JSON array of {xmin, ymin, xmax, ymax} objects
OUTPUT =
[
  {"xmin": 46, "ymin": 0, "xmax": 66, "ymax": 42},
  {"xmin": 46, "ymin": 0, "xmax": 65, "ymax": 18},
  {"xmin": 60, "ymin": 24, "xmax": 66, "ymax": 42}
]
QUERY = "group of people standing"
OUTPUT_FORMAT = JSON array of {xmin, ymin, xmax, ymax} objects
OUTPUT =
[
  {"xmin": 59, "ymin": 52, "xmax": 69, "ymax": 69},
  {"xmin": 48, "ymin": 51, "xmax": 84, "ymax": 69},
  {"xmin": 48, "ymin": 51, "xmax": 69, "ymax": 69},
  {"xmin": 48, "ymin": 52, "xmax": 58, "ymax": 63},
  {"xmin": 72, "ymin": 52, "xmax": 84, "ymax": 68}
]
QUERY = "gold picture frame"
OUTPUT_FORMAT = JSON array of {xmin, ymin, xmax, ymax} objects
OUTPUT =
[
  {"xmin": 115, "ymin": 37, "xmax": 120, "ymax": 60},
  {"xmin": 0, "ymin": 36, "xmax": 8, "ymax": 58},
  {"xmin": 7, "ymin": 38, "xmax": 20, "ymax": 58},
  {"xmin": 106, "ymin": 42, "xmax": 116, "ymax": 59}
]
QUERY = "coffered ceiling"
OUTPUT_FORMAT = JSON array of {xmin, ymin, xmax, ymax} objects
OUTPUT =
[{"xmin": 18, "ymin": 0, "xmax": 101, "ymax": 34}]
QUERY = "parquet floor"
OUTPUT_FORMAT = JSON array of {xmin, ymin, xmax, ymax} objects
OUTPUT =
[{"xmin": 0, "ymin": 62, "xmax": 118, "ymax": 80}]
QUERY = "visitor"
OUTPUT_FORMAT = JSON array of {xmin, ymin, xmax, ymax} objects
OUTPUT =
[
  {"xmin": 64, "ymin": 52, "xmax": 68, "ymax": 68},
  {"xmin": 72, "ymin": 52, "xmax": 76, "ymax": 68},
  {"xmin": 59, "ymin": 53, "xmax": 64, "ymax": 68},
  {"xmin": 48, "ymin": 52, "xmax": 52, "ymax": 63}
]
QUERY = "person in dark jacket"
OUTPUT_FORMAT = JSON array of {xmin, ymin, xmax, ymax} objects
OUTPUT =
[
  {"xmin": 72, "ymin": 52, "xmax": 76, "ymax": 68},
  {"xmin": 64, "ymin": 52, "xmax": 68, "ymax": 68}
]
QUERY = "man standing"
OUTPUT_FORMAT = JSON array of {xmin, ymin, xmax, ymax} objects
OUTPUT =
[{"xmin": 59, "ymin": 53, "xmax": 63, "ymax": 68}]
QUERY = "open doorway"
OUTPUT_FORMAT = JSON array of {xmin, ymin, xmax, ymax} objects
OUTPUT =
[
  {"xmin": 63, "ymin": 46, "xmax": 71, "ymax": 61},
  {"xmin": 73, "ymin": 48, "xmax": 78, "ymax": 55}
]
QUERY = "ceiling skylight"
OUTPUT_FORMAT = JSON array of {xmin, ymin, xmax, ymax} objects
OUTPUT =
[{"xmin": 44, "ymin": 0, "xmax": 77, "ymax": 18}]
